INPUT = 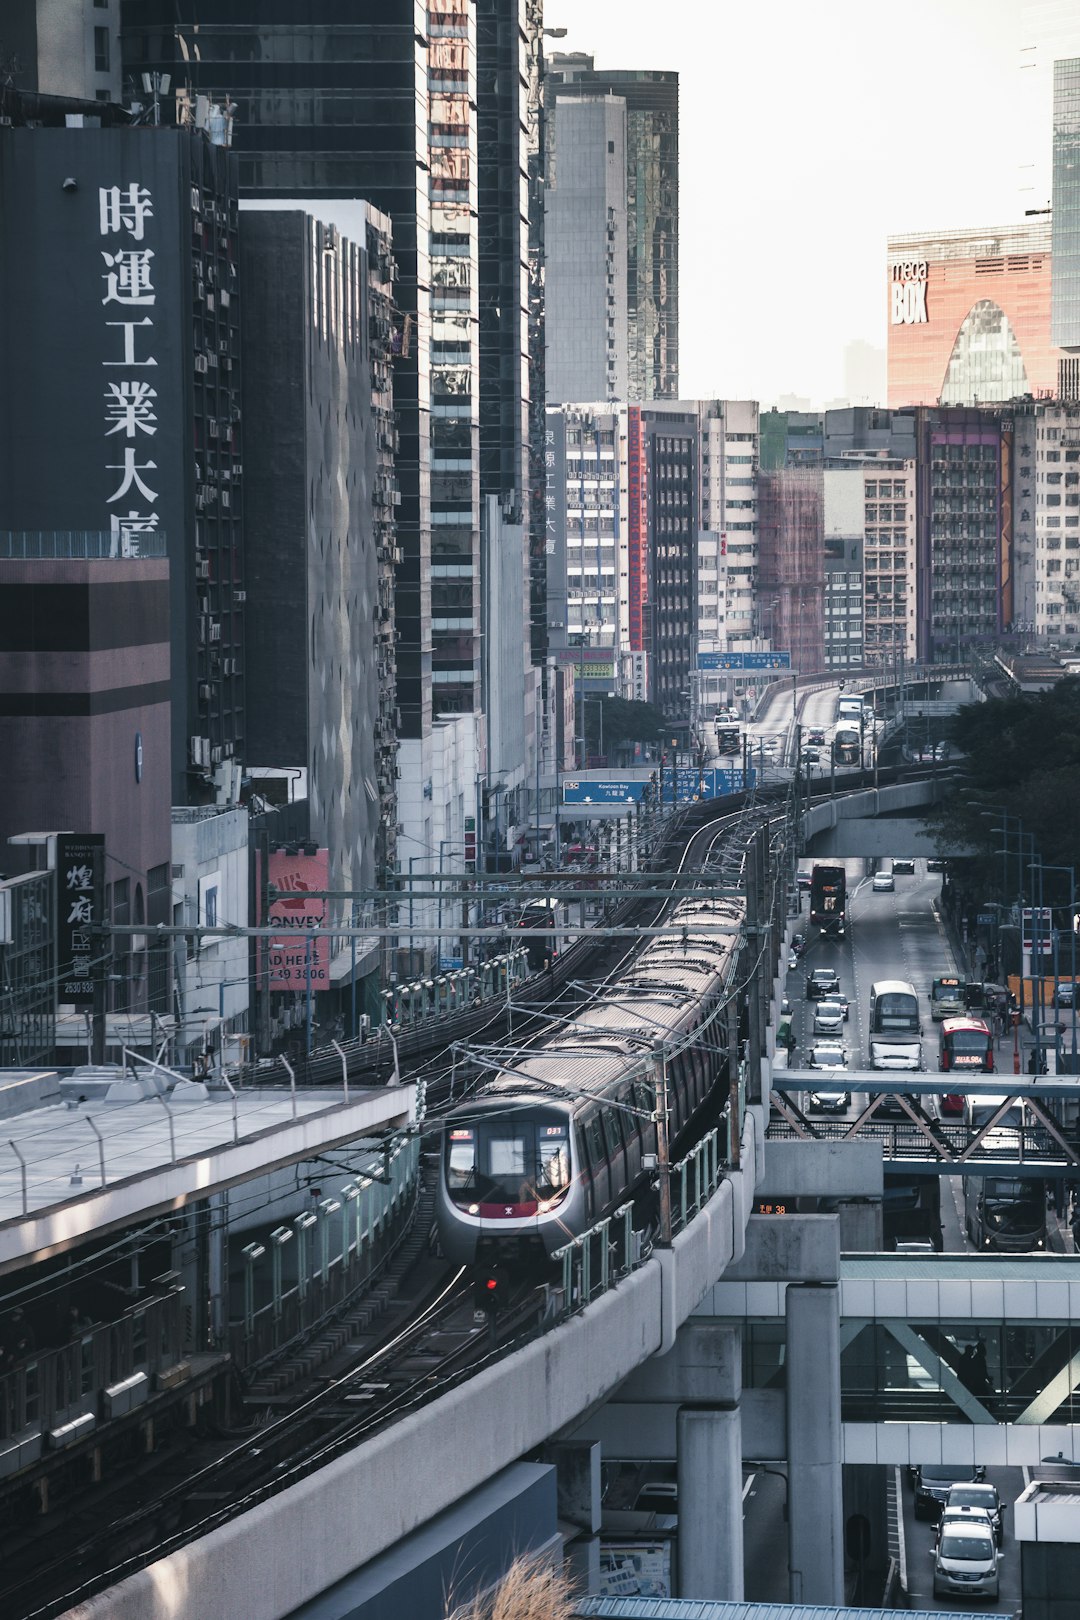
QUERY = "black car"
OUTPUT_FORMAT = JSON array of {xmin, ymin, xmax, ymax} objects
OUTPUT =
[
  {"xmin": 1056, "ymin": 981, "xmax": 1077, "ymax": 1008},
  {"xmin": 892, "ymin": 858, "xmax": 916, "ymax": 875},
  {"xmin": 913, "ymin": 1463, "xmax": 987, "ymax": 1521},
  {"xmin": 806, "ymin": 968, "xmax": 841, "ymax": 1000}
]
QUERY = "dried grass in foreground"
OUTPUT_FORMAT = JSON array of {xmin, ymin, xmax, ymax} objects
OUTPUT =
[{"xmin": 445, "ymin": 1550, "xmax": 578, "ymax": 1620}]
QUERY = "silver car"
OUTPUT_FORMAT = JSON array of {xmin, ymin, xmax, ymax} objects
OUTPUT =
[
  {"xmin": 813, "ymin": 999, "xmax": 846, "ymax": 1036},
  {"xmin": 933, "ymin": 1521, "xmax": 999, "ymax": 1600}
]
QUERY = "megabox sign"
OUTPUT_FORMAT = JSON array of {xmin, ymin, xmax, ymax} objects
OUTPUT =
[{"xmin": 890, "ymin": 259, "xmax": 928, "ymax": 326}]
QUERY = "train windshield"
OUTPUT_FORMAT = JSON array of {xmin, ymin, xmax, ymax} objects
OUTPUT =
[{"xmin": 445, "ymin": 1119, "xmax": 571, "ymax": 1207}]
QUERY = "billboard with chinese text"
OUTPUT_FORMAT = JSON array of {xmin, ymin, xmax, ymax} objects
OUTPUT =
[{"xmin": 56, "ymin": 834, "xmax": 105, "ymax": 1006}]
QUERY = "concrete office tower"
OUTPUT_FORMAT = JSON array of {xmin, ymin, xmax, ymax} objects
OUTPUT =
[
  {"xmin": 4, "ymin": 0, "xmax": 123, "ymax": 103},
  {"xmin": 545, "ymin": 95, "xmax": 630, "ymax": 405},
  {"xmin": 548, "ymin": 55, "xmax": 679, "ymax": 402},
  {"xmin": 1052, "ymin": 58, "xmax": 1080, "ymax": 395},
  {"xmin": 241, "ymin": 208, "xmax": 398, "ymax": 951},
  {"xmin": 0, "ymin": 119, "xmax": 244, "ymax": 806}
]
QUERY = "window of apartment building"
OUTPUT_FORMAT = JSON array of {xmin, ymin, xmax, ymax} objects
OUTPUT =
[{"xmin": 94, "ymin": 26, "xmax": 110, "ymax": 71}]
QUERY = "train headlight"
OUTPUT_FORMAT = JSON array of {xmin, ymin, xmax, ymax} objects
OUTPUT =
[{"xmin": 468, "ymin": 1203, "xmax": 479, "ymax": 1215}]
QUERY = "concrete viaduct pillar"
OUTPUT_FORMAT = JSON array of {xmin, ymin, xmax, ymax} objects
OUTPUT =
[
  {"xmin": 786, "ymin": 1280, "xmax": 844, "ymax": 1605},
  {"xmin": 677, "ymin": 1400, "xmax": 743, "ymax": 1599}
]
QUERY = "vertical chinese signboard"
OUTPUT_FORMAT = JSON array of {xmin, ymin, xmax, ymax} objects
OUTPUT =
[
  {"xmin": 265, "ymin": 849, "xmax": 330, "ymax": 991},
  {"xmin": 98, "ymin": 177, "xmax": 164, "ymax": 554},
  {"xmin": 56, "ymin": 834, "xmax": 105, "ymax": 1006}
]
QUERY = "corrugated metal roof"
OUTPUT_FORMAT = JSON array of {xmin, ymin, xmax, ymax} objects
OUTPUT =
[{"xmin": 575, "ymin": 1602, "xmax": 996, "ymax": 1620}]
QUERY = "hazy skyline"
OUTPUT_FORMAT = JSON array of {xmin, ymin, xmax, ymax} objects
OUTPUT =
[{"xmin": 545, "ymin": 0, "xmax": 1080, "ymax": 407}]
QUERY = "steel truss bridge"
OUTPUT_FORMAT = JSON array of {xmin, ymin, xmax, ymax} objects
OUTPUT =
[{"xmin": 769, "ymin": 1072, "xmax": 1080, "ymax": 1174}]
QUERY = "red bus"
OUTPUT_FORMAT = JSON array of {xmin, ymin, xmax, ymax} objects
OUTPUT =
[{"xmin": 938, "ymin": 1016, "xmax": 993, "ymax": 1116}]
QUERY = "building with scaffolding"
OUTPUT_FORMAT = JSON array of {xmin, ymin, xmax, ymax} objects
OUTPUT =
[{"xmin": 756, "ymin": 470, "xmax": 825, "ymax": 676}]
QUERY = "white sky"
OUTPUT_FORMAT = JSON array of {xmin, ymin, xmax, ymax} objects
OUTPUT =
[{"xmin": 544, "ymin": 0, "xmax": 1080, "ymax": 407}]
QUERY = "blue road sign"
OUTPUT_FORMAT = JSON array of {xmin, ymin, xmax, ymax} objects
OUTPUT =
[
  {"xmin": 697, "ymin": 651, "xmax": 791, "ymax": 671},
  {"xmin": 562, "ymin": 769, "xmax": 754, "ymax": 805}
]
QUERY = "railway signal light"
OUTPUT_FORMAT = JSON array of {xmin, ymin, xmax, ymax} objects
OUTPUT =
[{"xmin": 475, "ymin": 1265, "xmax": 507, "ymax": 1314}]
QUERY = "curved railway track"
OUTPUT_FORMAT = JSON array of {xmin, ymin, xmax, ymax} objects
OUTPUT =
[{"xmin": 0, "ymin": 767, "xmax": 944, "ymax": 1616}]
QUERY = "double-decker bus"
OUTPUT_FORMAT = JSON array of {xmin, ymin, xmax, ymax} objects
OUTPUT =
[
  {"xmin": 869, "ymin": 979, "xmax": 922, "ymax": 1069},
  {"xmin": 938, "ymin": 1016, "xmax": 993, "ymax": 1073},
  {"xmin": 938, "ymin": 1016, "xmax": 993, "ymax": 1114},
  {"xmin": 809, "ymin": 863, "xmax": 846, "ymax": 936},
  {"xmin": 964, "ymin": 1176, "xmax": 1047, "ymax": 1252},
  {"xmin": 832, "ymin": 726, "xmax": 861, "ymax": 766}
]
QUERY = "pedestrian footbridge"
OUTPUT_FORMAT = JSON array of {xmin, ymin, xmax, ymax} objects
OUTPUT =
[{"xmin": 707, "ymin": 1249, "xmax": 1080, "ymax": 1468}]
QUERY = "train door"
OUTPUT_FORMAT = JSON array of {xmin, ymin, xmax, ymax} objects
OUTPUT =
[{"xmin": 584, "ymin": 1112, "xmax": 610, "ymax": 1219}]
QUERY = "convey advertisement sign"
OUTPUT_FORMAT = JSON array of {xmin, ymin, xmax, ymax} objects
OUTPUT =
[{"xmin": 266, "ymin": 848, "xmax": 330, "ymax": 990}]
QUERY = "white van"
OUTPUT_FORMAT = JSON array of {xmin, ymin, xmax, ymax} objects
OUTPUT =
[{"xmin": 933, "ymin": 1519, "xmax": 999, "ymax": 1600}]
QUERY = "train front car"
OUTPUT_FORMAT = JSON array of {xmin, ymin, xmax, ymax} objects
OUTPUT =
[
  {"xmin": 436, "ymin": 890, "xmax": 746, "ymax": 1270},
  {"xmin": 437, "ymin": 1091, "xmax": 584, "ymax": 1266}
]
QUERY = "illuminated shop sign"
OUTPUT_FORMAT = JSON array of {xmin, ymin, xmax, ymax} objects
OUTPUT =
[{"xmin": 890, "ymin": 259, "xmax": 928, "ymax": 325}]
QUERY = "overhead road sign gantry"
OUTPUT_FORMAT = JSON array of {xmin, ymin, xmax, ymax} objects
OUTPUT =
[{"xmin": 697, "ymin": 651, "xmax": 792, "ymax": 671}]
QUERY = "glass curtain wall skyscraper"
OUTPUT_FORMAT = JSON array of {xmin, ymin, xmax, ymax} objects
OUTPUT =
[
  {"xmin": 546, "ymin": 54, "xmax": 678, "ymax": 402},
  {"xmin": 1052, "ymin": 57, "xmax": 1080, "ymax": 397}
]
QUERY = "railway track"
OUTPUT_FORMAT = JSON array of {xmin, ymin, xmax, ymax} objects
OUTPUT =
[{"xmin": 1, "ymin": 779, "xmax": 900, "ymax": 1615}]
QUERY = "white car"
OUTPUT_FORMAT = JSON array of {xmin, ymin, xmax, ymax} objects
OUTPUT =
[
  {"xmin": 807, "ymin": 1039, "xmax": 848, "ymax": 1070},
  {"xmin": 872, "ymin": 871, "xmax": 894, "ymax": 892},
  {"xmin": 813, "ymin": 999, "xmax": 846, "ymax": 1036}
]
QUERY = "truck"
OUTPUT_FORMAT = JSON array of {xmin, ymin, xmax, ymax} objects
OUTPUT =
[{"xmin": 809, "ymin": 863, "xmax": 847, "ymax": 936}]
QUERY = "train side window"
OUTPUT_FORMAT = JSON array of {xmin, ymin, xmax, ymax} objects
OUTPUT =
[
  {"xmin": 587, "ymin": 1114, "xmax": 607, "ymax": 1170},
  {"xmin": 603, "ymin": 1106, "xmax": 626, "ymax": 1158}
]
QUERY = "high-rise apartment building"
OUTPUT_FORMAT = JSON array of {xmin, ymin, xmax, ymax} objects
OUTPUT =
[
  {"xmin": 644, "ymin": 411, "xmax": 697, "ymax": 719},
  {"xmin": 545, "ymin": 404, "xmax": 630, "ymax": 709},
  {"xmin": 915, "ymin": 408, "xmax": 1007, "ymax": 663},
  {"xmin": 1052, "ymin": 57, "xmax": 1080, "ymax": 390},
  {"xmin": 1028, "ymin": 401, "xmax": 1080, "ymax": 640},
  {"xmin": 547, "ymin": 55, "xmax": 678, "ymax": 402},
  {"xmin": 0, "ymin": 119, "xmax": 244, "ymax": 805},
  {"xmin": 886, "ymin": 221, "xmax": 1060, "ymax": 408}
]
